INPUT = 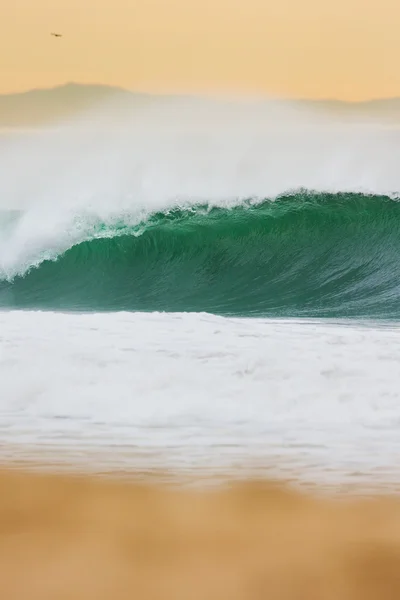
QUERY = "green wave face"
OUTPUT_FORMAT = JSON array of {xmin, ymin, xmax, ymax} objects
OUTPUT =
[{"xmin": 1, "ymin": 191, "xmax": 400, "ymax": 318}]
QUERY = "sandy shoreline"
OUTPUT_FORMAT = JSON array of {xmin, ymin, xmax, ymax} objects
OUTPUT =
[{"xmin": 0, "ymin": 466, "xmax": 400, "ymax": 599}]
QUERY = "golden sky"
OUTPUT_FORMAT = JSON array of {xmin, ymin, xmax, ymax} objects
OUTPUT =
[{"xmin": 0, "ymin": 0, "xmax": 399, "ymax": 100}]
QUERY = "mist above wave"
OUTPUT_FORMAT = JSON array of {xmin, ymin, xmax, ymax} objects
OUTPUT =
[{"xmin": 1, "ymin": 92, "xmax": 400, "ymax": 212}]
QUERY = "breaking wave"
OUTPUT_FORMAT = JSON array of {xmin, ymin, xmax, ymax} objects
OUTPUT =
[{"xmin": 1, "ymin": 191, "xmax": 400, "ymax": 318}]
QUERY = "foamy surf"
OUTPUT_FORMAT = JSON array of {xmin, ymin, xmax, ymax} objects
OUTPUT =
[{"xmin": 1, "ymin": 310, "xmax": 400, "ymax": 488}]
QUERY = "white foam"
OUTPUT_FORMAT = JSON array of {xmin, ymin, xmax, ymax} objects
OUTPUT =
[{"xmin": 1, "ymin": 311, "xmax": 400, "ymax": 485}]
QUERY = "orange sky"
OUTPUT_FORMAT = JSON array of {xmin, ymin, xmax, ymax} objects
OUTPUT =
[{"xmin": 0, "ymin": 0, "xmax": 399, "ymax": 99}]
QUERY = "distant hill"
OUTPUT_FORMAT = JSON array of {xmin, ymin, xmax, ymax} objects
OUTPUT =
[
  {"xmin": 296, "ymin": 97, "xmax": 400, "ymax": 121},
  {"xmin": 1, "ymin": 83, "xmax": 400, "ymax": 128},
  {"xmin": 0, "ymin": 83, "xmax": 152, "ymax": 128}
]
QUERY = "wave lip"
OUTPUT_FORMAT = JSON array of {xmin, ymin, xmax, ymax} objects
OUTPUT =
[{"xmin": 1, "ymin": 191, "xmax": 400, "ymax": 318}]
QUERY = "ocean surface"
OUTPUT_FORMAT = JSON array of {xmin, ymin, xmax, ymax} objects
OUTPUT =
[{"xmin": 1, "ymin": 99, "xmax": 400, "ymax": 488}]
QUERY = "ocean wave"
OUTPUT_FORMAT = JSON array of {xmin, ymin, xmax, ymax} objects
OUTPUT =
[{"xmin": 1, "ymin": 191, "xmax": 400, "ymax": 318}]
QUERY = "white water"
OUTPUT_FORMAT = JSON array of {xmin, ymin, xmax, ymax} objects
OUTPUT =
[{"xmin": 1, "ymin": 311, "xmax": 400, "ymax": 488}]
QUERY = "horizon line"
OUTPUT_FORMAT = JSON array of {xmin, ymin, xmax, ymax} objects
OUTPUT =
[{"xmin": 1, "ymin": 81, "xmax": 400, "ymax": 105}]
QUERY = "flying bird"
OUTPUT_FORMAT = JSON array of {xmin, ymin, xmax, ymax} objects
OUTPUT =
[{"xmin": 51, "ymin": 32, "xmax": 62, "ymax": 37}]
